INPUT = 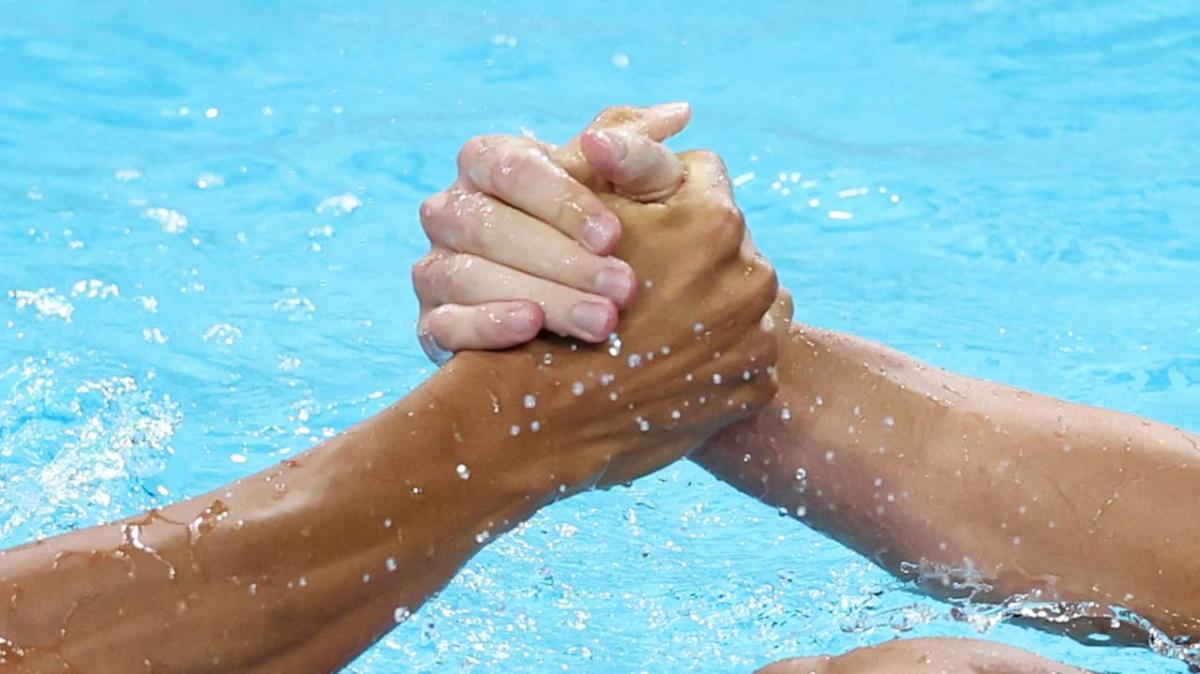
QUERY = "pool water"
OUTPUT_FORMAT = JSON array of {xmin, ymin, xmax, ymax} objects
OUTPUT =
[{"xmin": 2, "ymin": 1, "xmax": 1198, "ymax": 672}]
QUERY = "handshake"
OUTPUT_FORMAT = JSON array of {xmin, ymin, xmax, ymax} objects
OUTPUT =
[{"xmin": 410, "ymin": 101, "xmax": 789, "ymax": 492}]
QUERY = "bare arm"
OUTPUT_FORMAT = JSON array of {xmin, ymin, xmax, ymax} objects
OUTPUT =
[
  {"xmin": 693, "ymin": 323, "xmax": 1200, "ymax": 644},
  {"xmin": 0, "ymin": 149, "xmax": 781, "ymax": 673}
]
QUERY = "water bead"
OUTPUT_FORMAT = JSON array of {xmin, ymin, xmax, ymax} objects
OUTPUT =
[{"xmin": 456, "ymin": 464, "xmax": 471, "ymax": 480}]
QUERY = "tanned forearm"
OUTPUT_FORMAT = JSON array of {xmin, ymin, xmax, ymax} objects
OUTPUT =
[
  {"xmin": 693, "ymin": 322, "xmax": 1200, "ymax": 644},
  {"xmin": 0, "ymin": 354, "xmax": 576, "ymax": 672}
]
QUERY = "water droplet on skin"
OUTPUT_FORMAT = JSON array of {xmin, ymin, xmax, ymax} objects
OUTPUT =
[
  {"xmin": 456, "ymin": 464, "xmax": 471, "ymax": 480},
  {"xmin": 743, "ymin": 453, "xmax": 752, "ymax": 463},
  {"xmin": 411, "ymin": 486, "xmax": 423, "ymax": 496},
  {"xmin": 627, "ymin": 353, "xmax": 642, "ymax": 368},
  {"xmin": 600, "ymin": 373, "xmax": 615, "ymax": 386},
  {"xmin": 693, "ymin": 323, "xmax": 705, "ymax": 333},
  {"xmin": 884, "ymin": 416, "xmax": 896, "ymax": 428},
  {"xmin": 636, "ymin": 417, "xmax": 651, "ymax": 432},
  {"xmin": 249, "ymin": 583, "xmax": 258, "ymax": 596},
  {"xmin": 523, "ymin": 394, "xmax": 537, "ymax": 409},
  {"xmin": 780, "ymin": 408, "xmax": 792, "ymax": 421},
  {"xmin": 298, "ymin": 576, "xmax": 308, "ymax": 587},
  {"xmin": 386, "ymin": 557, "xmax": 398, "ymax": 572},
  {"xmin": 607, "ymin": 333, "xmax": 623, "ymax": 357},
  {"xmin": 777, "ymin": 506, "xmax": 788, "ymax": 517},
  {"xmin": 383, "ymin": 518, "xmax": 393, "ymax": 529},
  {"xmin": 362, "ymin": 573, "xmax": 372, "ymax": 584},
  {"xmin": 394, "ymin": 607, "xmax": 411, "ymax": 624},
  {"xmin": 742, "ymin": 370, "xmax": 752, "ymax": 381},
  {"xmin": 794, "ymin": 467, "xmax": 807, "ymax": 480},
  {"xmin": 660, "ymin": 346, "xmax": 671, "ymax": 356},
  {"xmin": 815, "ymin": 396, "xmax": 824, "ymax": 406},
  {"xmin": 510, "ymin": 425, "xmax": 521, "ymax": 436},
  {"xmin": 796, "ymin": 505, "xmax": 807, "ymax": 517},
  {"xmin": 608, "ymin": 392, "xmax": 619, "ymax": 402},
  {"xmin": 571, "ymin": 381, "xmax": 585, "ymax": 396},
  {"xmin": 712, "ymin": 373, "xmax": 723, "ymax": 385},
  {"xmin": 874, "ymin": 477, "xmax": 884, "ymax": 487},
  {"xmin": 530, "ymin": 420, "xmax": 541, "ymax": 432},
  {"xmin": 542, "ymin": 353, "xmax": 554, "ymax": 365},
  {"xmin": 475, "ymin": 530, "xmax": 491, "ymax": 544},
  {"xmin": 670, "ymin": 410, "xmax": 681, "ymax": 420},
  {"xmin": 824, "ymin": 450, "xmax": 835, "ymax": 462}
]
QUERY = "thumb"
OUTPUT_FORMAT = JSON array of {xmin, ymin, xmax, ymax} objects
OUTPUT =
[
  {"xmin": 580, "ymin": 128, "xmax": 686, "ymax": 203},
  {"xmin": 550, "ymin": 102, "xmax": 692, "ymax": 189}
]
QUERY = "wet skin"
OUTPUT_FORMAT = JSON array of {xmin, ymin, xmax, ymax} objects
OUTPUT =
[
  {"xmin": 0, "ymin": 150, "xmax": 782, "ymax": 672},
  {"xmin": 755, "ymin": 637, "xmax": 1090, "ymax": 674},
  {"xmin": 417, "ymin": 106, "xmax": 1200, "ymax": 670}
]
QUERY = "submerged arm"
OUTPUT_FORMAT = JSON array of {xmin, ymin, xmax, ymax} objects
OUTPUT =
[{"xmin": 693, "ymin": 323, "xmax": 1200, "ymax": 644}]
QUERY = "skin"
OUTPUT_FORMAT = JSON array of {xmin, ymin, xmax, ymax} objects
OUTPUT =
[
  {"xmin": 0, "ymin": 146, "xmax": 782, "ymax": 672},
  {"xmin": 693, "ymin": 325, "xmax": 1200, "ymax": 645},
  {"xmin": 420, "ymin": 104, "xmax": 1200, "ymax": 668},
  {"xmin": 755, "ymin": 638, "xmax": 1090, "ymax": 674}
]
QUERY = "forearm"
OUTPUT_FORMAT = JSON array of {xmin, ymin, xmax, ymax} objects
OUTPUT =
[
  {"xmin": 693, "ymin": 322, "xmax": 1200, "ymax": 641},
  {"xmin": 0, "ymin": 356, "xmax": 560, "ymax": 673}
]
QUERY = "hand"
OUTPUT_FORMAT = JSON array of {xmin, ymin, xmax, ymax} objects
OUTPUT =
[
  {"xmin": 414, "ymin": 103, "xmax": 693, "ymax": 361},
  {"xmin": 448, "ymin": 149, "xmax": 788, "ymax": 489}
]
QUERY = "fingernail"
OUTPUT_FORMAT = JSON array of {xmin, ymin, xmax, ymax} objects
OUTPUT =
[
  {"xmin": 593, "ymin": 261, "xmax": 635, "ymax": 305},
  {"xmin": 502, "ymin": 304, "xmax": 538, "ymax": 334},
  {"xmin": 650, "ymin": 101, "xmax": 690, "ymax": 116},
  {"xmin": 596, "ymin": 130, "xmax": 627, "ymax": 162},
  {"xmin": 571, "ymin": 301, "xmax": 614, "ymax": 340},
  {"xmin": 582, "ymin": 213, "xmax": 620, "ymax": 253}
]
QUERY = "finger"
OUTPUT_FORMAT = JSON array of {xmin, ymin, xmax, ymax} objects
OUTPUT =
[
  {"xmin": 413, "ymin": 253, "xmax": 618, "ymax": 342},
  {"xmin": 419, "ymin": 301, "xmax": 544, "ymax": 359},
  {"xmin": 552, "ymin": 101, "xmax": 692, "ymax": 186},
  {"xmin": 421, "ymin": 189, "xmax": 637, "ymax": 307},
  {"xmin": 458, "ymin": 135, "xmax": 621, "ymax": 254},
  {"xmin": 591, "ymin": 101, "xmax": 692, "ymax": 142},
  {"xmin": 580, "ymin": 128, "xmax": 686, "ymax": 202}
]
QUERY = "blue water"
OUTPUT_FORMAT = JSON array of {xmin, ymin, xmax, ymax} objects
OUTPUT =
[{"xmin": 2, "ymin": 1, "xmax": 1198, "ymax": 672}]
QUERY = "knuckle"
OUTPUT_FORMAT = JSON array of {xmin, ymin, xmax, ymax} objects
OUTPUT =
[
  {"xmin": 691, "ymin": 149, "xmax": 728, "ymax": 174},
  {"xmin": 593, "ymin": 105, "xmax": 637, "ymax": 128},
  {"xmin": 457, "ymin": 135, "xmax": 503, "ymax": 172},
  {"xmin": 487, "ymin": 140, "xmax": 542, "ymax": 194},
  {"xmin": 709, "ymin": 206, "xmax": 745, "ymax": 254},
  {"xmin": 419, "ymin": 193, "xmax": 447, "ymax": 231},
  {"xmin": 411, "ymin": 254, "xmax": 438, "ymax": 296}
]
